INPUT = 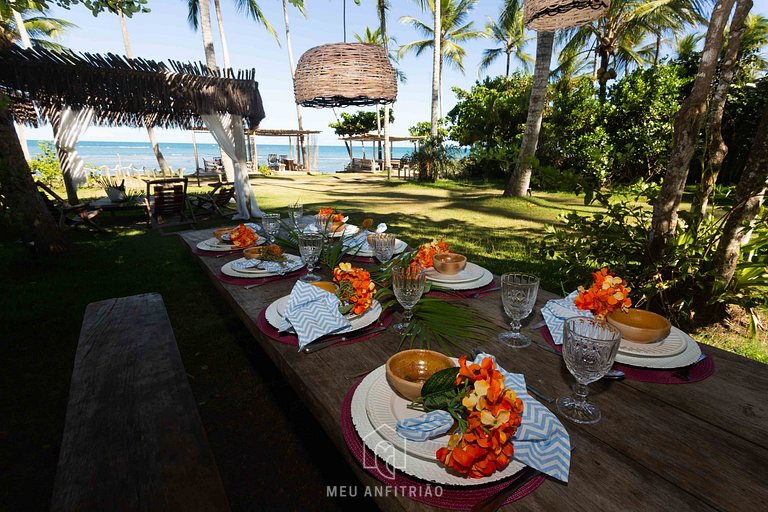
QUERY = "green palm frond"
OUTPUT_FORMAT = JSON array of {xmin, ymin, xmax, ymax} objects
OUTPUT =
[{"xmin": 235, "ymin": 0, "xmax": 279, "ymax": 43}]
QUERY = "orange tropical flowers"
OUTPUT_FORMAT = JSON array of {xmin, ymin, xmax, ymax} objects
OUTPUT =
[
  {"xmin": 435, "ymin": 355, "xmax": 524, "ymax": 478},
  {"xmin": 574, "ymin": 267, "xmax": 632, "ymax": 319},
  {"xmin": 333, "ymin": 262, "xmax": 376, "ymax": 315},
  {"xmin": 413, "ymin": 238, "xmax": 450, "ymax": 268},
  {"xmin": 229, "ymin": 224, "xmax": 258, "ymax": 248},
  {"xmin": 318, "ymin": 207, "xmax": 345, "ymax": 223}
]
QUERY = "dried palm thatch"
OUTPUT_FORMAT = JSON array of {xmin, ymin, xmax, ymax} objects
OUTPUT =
[
  {"xmin": 0, "ymin": 47, "xmax": 265, "ymax": 129},
  {"xmin": 294, "ymin": 43, "xmax": 397, "ymax": 108},
  {"xmin": 523, "ymin": 0, "xmax": 610, "ymax": 31}
]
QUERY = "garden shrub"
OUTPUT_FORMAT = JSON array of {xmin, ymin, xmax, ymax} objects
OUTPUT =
[{"xmin": 28, "ymin": 141, "xmax": 61, "ymax": 187}]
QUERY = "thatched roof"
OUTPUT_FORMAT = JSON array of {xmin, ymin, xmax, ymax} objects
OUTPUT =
[{"xmin": 0, "ymin": 47, "xmax": 265, "ymax": 129}]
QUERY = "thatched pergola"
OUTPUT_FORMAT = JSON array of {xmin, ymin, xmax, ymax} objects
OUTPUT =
[{"xmin": 0, "ymin": 47, "xmax": 266, "ymax": 220}]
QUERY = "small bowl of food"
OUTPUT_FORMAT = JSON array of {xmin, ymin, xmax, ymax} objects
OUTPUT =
[
  {"xmin": 386, "ymin": 349, "xmax": 456, "ymax": 401},
  {"xmin": 214, "ymin": 228, "xmax": 232, "ymax": 240},
  {"xmin": 607, "ymin": 309, "xmax": 672, "ymax": 344},
  {"xmin": 432, "ymin": 253, "xmax": 467, "ymax": 275},
  {"xmin": 310, "ymin": 281, "xmax": 339, "ymax": 294}
]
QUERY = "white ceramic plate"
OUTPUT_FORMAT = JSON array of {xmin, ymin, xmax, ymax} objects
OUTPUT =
[
  {"xmin": 330, "ymin": 224, "xmax": 360, "ymax": 238},
  {"xmin": 221, "ymin": 254, "xmax": 304, "ymax": 278},
  {"xmin": 265, "ymin": 296, "xmax": 382, "ymax": 333},
  {"xmin": 426, "ymin": 262, "xmax": 485, "ymax": 284},
  {"xmin": 351, "ymin": 365, "xmax": 526, "ymax": 486},
  {"xmin": 429, "ymin": 267, "xmax": 494, "ymax": 291},
  {"xmin": 618, "ymin": 329, "xmax": 687, "ymax": 358},
  {"xmin": 196, "ymin": 236, "xmax": 265, "ymax": 252},
  {"xmin": 365, "ymin": 371, "xmax": 450, "ymax": 461},
  {"xmin": 346, "ymin": 238, "xmax": 408, "ymax": 258},
  {"xmin": 614, "ymin": 327, "xmax": 702, "ymax": 368}
]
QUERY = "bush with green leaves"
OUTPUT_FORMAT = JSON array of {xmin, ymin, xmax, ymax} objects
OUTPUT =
[
  {"xmin": 404, "ymin": 136, "xmax": 461, "ymax": 182},
  {"xmin": 28, "ymin": 142, "xmax": 61, "ymax": 187}
]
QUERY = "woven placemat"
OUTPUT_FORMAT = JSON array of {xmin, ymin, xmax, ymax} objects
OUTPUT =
[
  {"xmin": 539, "ymin": 327, "xmax": 715, "ymax": 384},
  {"xmin": 213, "ymin": 267, "xmax": 306, "ymax": 286},
  {"xmin": 256, "ymin": 308, "xmax": 394, "ymax": 347},
  {"xmin": 341, "ymin": 378, "xmax": 546, "ymax": 510}
]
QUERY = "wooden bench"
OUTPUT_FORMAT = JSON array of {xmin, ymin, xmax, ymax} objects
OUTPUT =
[{"xmin": 51, "ymin": 293, "xmax": 229, "ymax": 512}]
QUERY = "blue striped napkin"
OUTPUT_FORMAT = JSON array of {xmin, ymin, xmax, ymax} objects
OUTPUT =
[
  {"xmin": 541, "ymin": 290, "xmax": 593, "ymax": 345},
  {"xmin": 232, "ymin": 258, "xmax": 302, "ymax": 273},
  {"xmin": 278, "ymin": 281, "xmax": 351, "ymax": 350},
  {"xmin": 396, "ymin": 410, "xmax": 454, "ymax": 442}
]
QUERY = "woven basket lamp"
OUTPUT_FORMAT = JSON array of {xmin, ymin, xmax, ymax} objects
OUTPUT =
[
  {"xmin": 524, "ymin": 0, "xmax": 610, "ymax": 31},
  {"xmin": 294, "ymin": 43, "xmax": 397, "ymax": 108}
]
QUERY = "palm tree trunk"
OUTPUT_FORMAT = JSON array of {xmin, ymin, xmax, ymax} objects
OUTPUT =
[
  {"xmin": 692, "ymin": 0, "xmax": 753, "ymax": 218},
  {"xmin": 199, "ymin": 0, "xmax": 218, "ymax": 71},
  {"xmin": 597, "ymin": 48, "xmax": 610, "ymax": 102},
  {"xmin": 282, "ymin": 0, "xmax": 307, "ymax": 170},
  {"xmin": 118, "ymin": 8, "xmax": 172, "ymax": 173},
  {"xmin": 11, "ymin": 6, "xmax": 31, "ymax": 161},
  {"xmin": 213, "ymin": 0, "xmax": 231, "ymax": 69},
  {"xmin": 654, "ymin": 32, "xmax": 662, "ymax": 66},
  {"xmin": 648, "ymin": 0, "xmax": 737, "ymax": 259},
  {"xmin": 379, "ymin": 0, "xmax": 392, "ymax": 178},
  {"xmin": 712, "ymin": 101, "xmax": 768, "ymax": 285},
  {"xmin": 504, "ymin": 30, "xmax": 554, "ymax": 197},
  {"xmin": 430, "ymin": 0, "xmax": 441, "ymax": 137},
  {"xmin": 505, "ymin": 51, "xmax": 511, "ymax": 77}
]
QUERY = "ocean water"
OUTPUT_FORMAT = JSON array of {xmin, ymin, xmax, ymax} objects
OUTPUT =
[{"xmin": 26, "ymin": 140, "xmax": 415, "ymax": 175}]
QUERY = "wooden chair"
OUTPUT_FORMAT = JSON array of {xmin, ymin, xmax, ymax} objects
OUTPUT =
[
  {"xmin": 188, "ymin": 182, "xmax": 236, "ymax": 218},
  {"xmin": 195, "ymin": 159, "xmax": 224, "ymax": 186},
  {"xmin": 36, "ymin": 181, "xmax": 102, "ymax": 231},
  {"xmin": 144, "ymin": 177, "xmax": 195, "ymax": 231}
]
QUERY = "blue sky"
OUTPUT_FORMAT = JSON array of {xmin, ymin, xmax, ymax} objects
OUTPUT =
[{"xmin": 24, "ymin": 0, "xmax": 768, "ymax": 146}]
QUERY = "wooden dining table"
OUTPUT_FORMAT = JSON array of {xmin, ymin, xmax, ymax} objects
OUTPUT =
[{"xmin": 180, "ymin": 228, "xmax": 768, "ymax": 511}]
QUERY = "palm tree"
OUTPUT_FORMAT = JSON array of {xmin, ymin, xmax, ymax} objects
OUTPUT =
[
  {"xmin": 400, "ymin": 0, "xmax": 485, "ymax": 123},
  {"xmin": 354, "ymin": 27, "xmax": 406, "ymax": 82},
  {"xmin": 478, "ymin": 0, "xmax": 532, "ymax": 77},
  {"xmin": 562, "ymin": 0, "xmax": 706, "ymax": 101},
  {"xmin": 282, "ymin": 0, "xmax": 307, "ymax": 169}
]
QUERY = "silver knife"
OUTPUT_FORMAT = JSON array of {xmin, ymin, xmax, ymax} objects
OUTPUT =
[{"xmin": 302, "ymin": 325, "xmax": 388, "ymax": 353}]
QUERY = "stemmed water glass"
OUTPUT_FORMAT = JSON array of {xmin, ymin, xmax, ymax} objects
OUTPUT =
[
  {"xmin": 370, "ymin": 233, "xmax": 396, "ymax": 263},
  {"xmin": 498, "ymin": 273, "xmax": 540, "ymax": 348},
  {"xmin": 315, "ymin": 213, "xmax": 331, "ymax": 237},
  {"xmin": 392, "ymin": 264, "xmax": 426, "ymax": 334},
  {"xmin": 298, "ymin": 232, "xmax": 323, "ymax": 282},
  {"xmin": 557, "ymin": 317, "xmax": 622, "ymax": 425},
  {"xmin": 288, "ymin": 203, "xmax": 303, "ymax": 230},
  {"xmin": 262, "ymin": 213, "xmax": 281, "ymax": 244}
]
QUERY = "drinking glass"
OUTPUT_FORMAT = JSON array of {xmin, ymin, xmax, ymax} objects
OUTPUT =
[
  {"xmin": 370, "ymin": 233, "xmax": 396, "ymax": 263},
  {"xmin": 557, "ymin": 317, "xmax": 622, "ymax": 425},
  {"xmin": 392, "ymin": 264, "xmax": 426, "ymax": 334},
  {"xmin": 315, "ymin": 213, "xmax": 332, "ymax": 237},
  {"xmin": 262, "ymin": 213, "xmax": 281, "ymax": 244},
  {"xmin": 498, "ymin": 273, "xmax": 540, "ymax": 348},
  {"xmin": 288, "ymin": 203, "xmax": 303, "ymax": 229},
  {"xmin": 298, "ymin": 232, "xmax": 323, "ymax": 282}
]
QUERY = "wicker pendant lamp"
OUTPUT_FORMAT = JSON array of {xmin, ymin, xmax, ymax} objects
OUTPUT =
[
  {"xmin": 293, "ymin": 43, "xmax": 397, "ymax": 108},
  {"xmin": 524, "ymin": 0, "xmax": 610, "ymax": 31}
]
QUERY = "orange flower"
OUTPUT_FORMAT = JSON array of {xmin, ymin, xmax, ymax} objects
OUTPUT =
[
  {"xmin": 575, "ymin": 267, "xmax": 631, "ymax": 319},
  {"xmin": 413, "ymin": 238, "xmax": 450, "ymax": 268},
  {"xmin": 229, "ymin": 224, "xmax": 258, "ymax": 248},
  {"xmin": 318, "ymin": 207, "xmax": 335, "ymax": 216},
  {"xmin": 333, "ymin": 262, "xmax": 376, "ymax": 315}
]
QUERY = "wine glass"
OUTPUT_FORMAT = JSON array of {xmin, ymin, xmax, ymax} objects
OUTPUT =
[
  {"xmin": 262, "ymin": 213, "xmax": 281, "ymax": 244},
  {"xmin": 498, "ymin": 273, "xmax": 540, "ymax": 348},
  {"xmin": 288, "ymin": 203, "xmax": 303, "ymax": 229},
  {"xmin": 392, "ymin": 264, "xmax": 426, "ymax": 334},
  {"xmin": 315, "ymin": 213, "xmax": 331, "ymax": 237},
  {"xmin": 371, "ymin": 233, "xmax": 396, "ymax": 263},
  {"xmin": 298, "ymin": 232, "xmax": 323, "ymax": 282},
  {"xmin": 557, "ymin": 317, "xmax": 622, "ymax": 425}
]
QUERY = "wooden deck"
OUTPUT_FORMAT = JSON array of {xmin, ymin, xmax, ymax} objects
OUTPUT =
[{"xmin": 180, "ymin": 228, "xmax": 768, "ymax": 511}]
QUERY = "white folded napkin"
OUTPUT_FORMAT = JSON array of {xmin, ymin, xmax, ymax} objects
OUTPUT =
[
  {"xmin": 344, "ymin": 223, "xmax": 388, "ymax": 251},
  {"xmin": 278, "ymin": 281, "xmax": 351, "ymax": 350},
  {"xmin": 541, "ymin": 290, "xmax": 593, "ymax": 345},
  {"xmin": 232, "ymin": 258, "xmax": 302, "ymax": 274}
]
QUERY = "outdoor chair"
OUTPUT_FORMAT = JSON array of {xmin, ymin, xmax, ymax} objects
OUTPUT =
[
  {"xmin": 267, "ymin": 154, "xmax": 279, "ymax": 170},
  {"xmin": 143, "ymin": 177, "xmax": 195, "ymax": 232},
  {"xmin": 36, "ymin": 181, "xmax": 102, "ymax": 231},
  {"xmin": 194, "ymin": 158, "xmax": 224, "ymax": 186},
  {"xmin": 188, "ymin": 182, "xmax": 237, "ymax": 218}
]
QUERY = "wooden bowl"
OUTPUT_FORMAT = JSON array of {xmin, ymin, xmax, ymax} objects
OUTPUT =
[
  {"xmin": 432, "ymin": 253, "xmax": 467, "ymax": 275},
  {"xmin": 386, "ymin": 349, "xmax": 456, "ymax": 401},
  {"xmin": 214, "ymin": 228, "xmax": 232, "ymax": 240},
  {"xmin": 310, "ymin": 281, "xmax": 339, "ymax": 294},
  {"xmin": 607, "ymin": 309, "xmax": 672, "ymax": 344}
]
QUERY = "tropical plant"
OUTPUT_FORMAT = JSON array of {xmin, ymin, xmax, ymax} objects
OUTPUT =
[
  {"xmin": 354, "ymin": 26, "xmax": 406, "ymax": 83},
  {"xmin": 406, "ymin": 135, "xmax": 460, "ymax": 181},
  {"xmin": 478, "ymin": 0, "xmax": 532, "ymax": 77},
  {"xmin": 0, "ymin": 5, "xmax": 75, "ymax": 51},
  {"xmin": 281, "ymin": 0, "xmax": 308, "ymax": 168},
  {"xmin": 28, "ymin": 141, "xmax": 61, "ymax": 187}
]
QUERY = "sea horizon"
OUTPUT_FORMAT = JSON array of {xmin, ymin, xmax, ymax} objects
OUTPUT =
[{"xmin": 26, "ymin": 139, "xmax": 417, "ymax": 175}]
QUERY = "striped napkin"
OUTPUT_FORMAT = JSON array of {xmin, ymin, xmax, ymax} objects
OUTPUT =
[
  {"xmin": 278, "ymin": 281, "xmax": 351, "ymax": 350},
  {"xmin": 541, "ymin": 290, "xmax": 593, "ymax": 345},
  {"xmin": 232, "ymin": 258, "xmax": 302, "ymax": 273},
  {"xmin": 396, "ymin": 410, "xmax": 453, "ymax": 442}
]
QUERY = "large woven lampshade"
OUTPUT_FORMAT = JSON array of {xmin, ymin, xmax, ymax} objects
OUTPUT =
[
  {"xmin": 524, "ymin": 0, "xmax": 610, "ymax": 31},
  {"xmin": 294, "ymin": 43, "xmax": 397, "ymax": 108}
]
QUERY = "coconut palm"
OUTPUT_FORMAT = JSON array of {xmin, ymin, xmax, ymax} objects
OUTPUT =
[
  {"xmin": 561, "ymin": 0, "xmax": 707, "ymax": 100},
  {"xmin": 355, "ymin": 27, "xmax": 406, "ymax": 82},
  {"xmin": 478, "ymin": 0, "xmax": 532, "ymax": 77},
  {"xmin": 282, "ymin": 0, "xmax": 307, "ymax": 169},
  {"xmin": 400, "ymin": 0, "xmax": 485, "ymax": 122},
  {"xmin": 0, "ymin": 8, "xmax": 74, "ymax": 51}
]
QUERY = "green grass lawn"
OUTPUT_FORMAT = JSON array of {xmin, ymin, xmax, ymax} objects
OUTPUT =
[{"xmin": 2, "ymin": 173, "xmax": 765, "ymax": 509}]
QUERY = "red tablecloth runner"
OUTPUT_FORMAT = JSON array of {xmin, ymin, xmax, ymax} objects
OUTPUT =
[
  {"xmin": 341, "ymin": 378, "xmax": 546, "ymax": 510},
  {"xmin": 539, "ymin": 326, "xmax": 715, "ymax": 384},
  {"xmin": 256, "ymin": 308, "xmax": 395, "ymax": 347}
]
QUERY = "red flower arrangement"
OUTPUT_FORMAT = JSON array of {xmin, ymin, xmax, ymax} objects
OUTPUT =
[
  {"xmin": 333, "ymin": 262, "xmax": 376, "ymax": 315},
  {"xmin": 229, "ymin": 224, "xmax": 258, "ymax": 248},
  {"xmin": 434, "ymin": 356, "xmax": 524, "ymax": 478},
  {"xmin": 413, "ymin": 238, "xmax": 450, "ymax": 268},
  {"xmin": 574, "ymin": 267, "xmax": 632, "ymax": 319}
]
